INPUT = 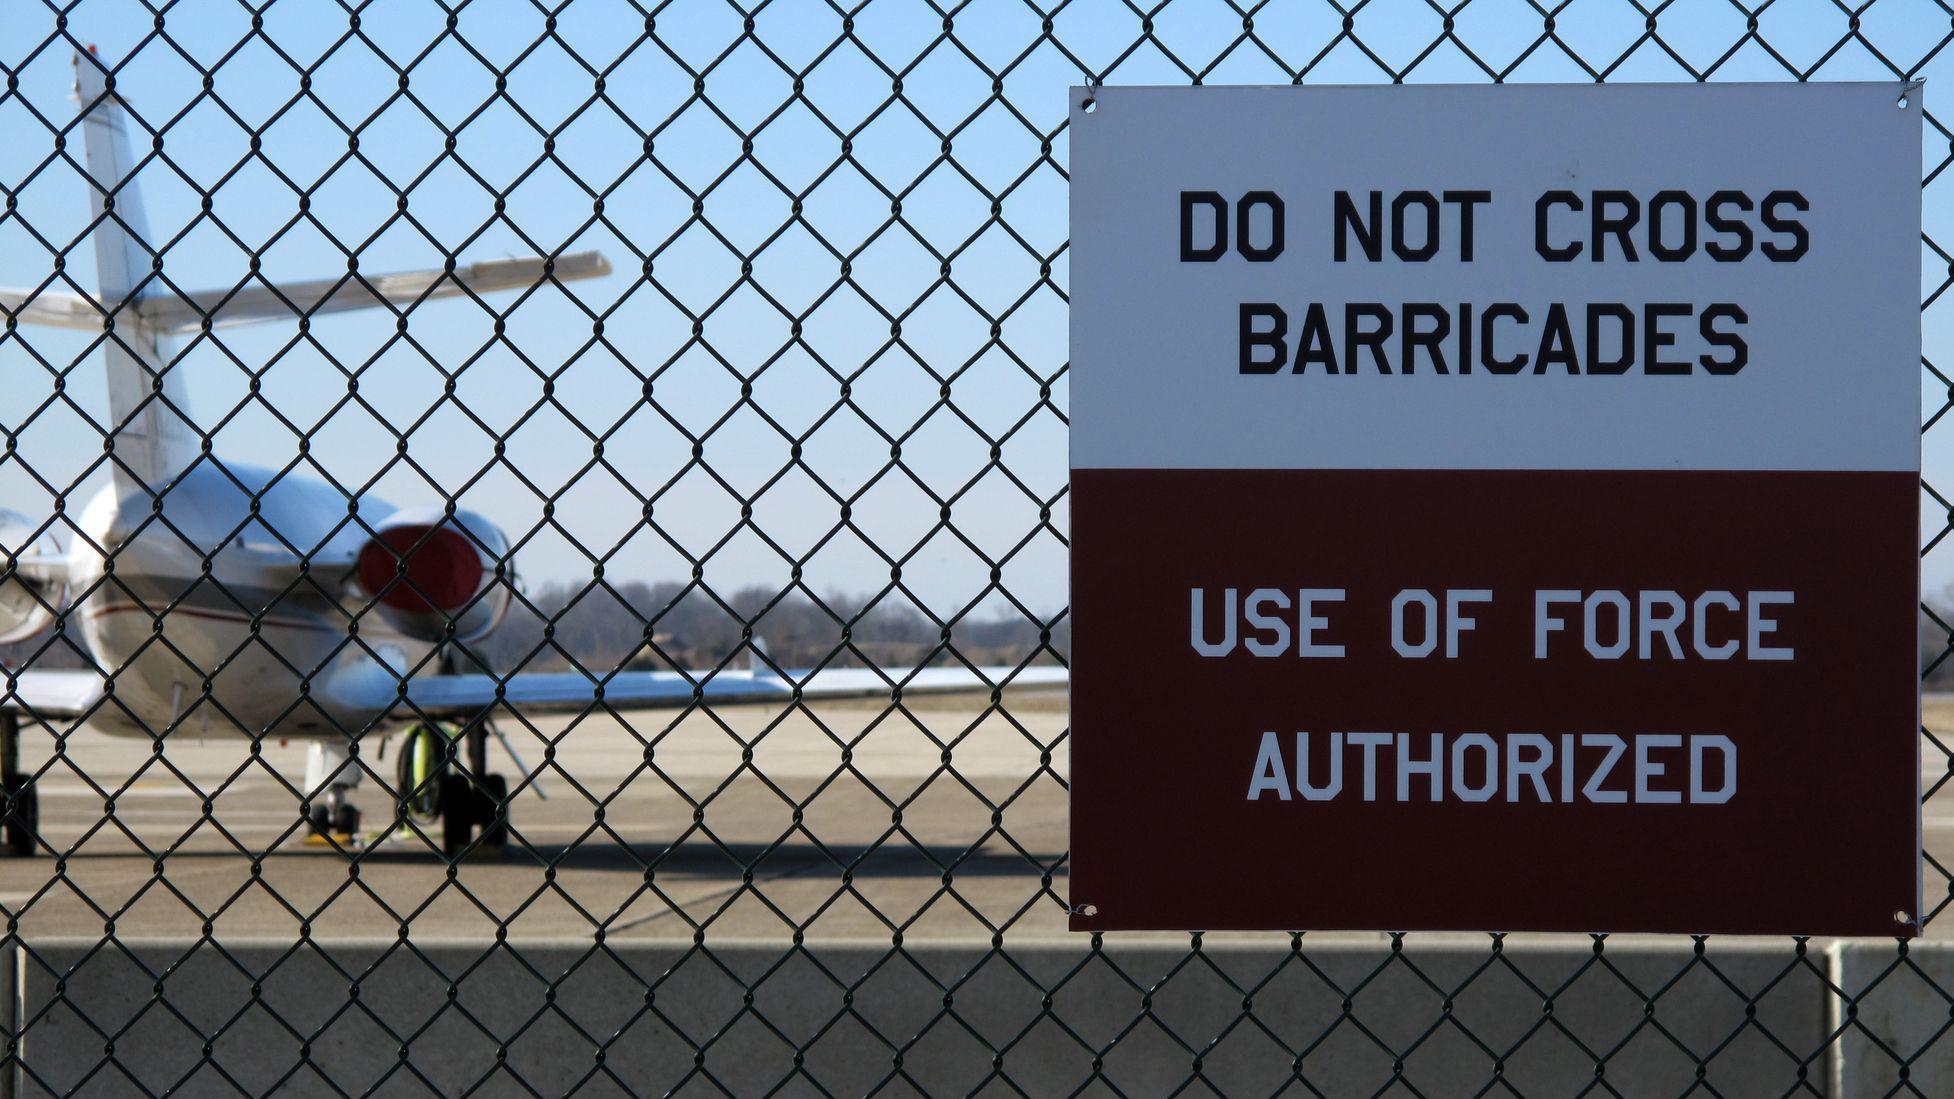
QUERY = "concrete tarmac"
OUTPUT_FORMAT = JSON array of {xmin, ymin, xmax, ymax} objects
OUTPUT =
[
  {"xmin": 0, "ymin": 688, "xmax": 1948, "ymax": 943},
  {"xmin": 0, "ymin": 688, "xmax": 1074, "ymax": 942}
]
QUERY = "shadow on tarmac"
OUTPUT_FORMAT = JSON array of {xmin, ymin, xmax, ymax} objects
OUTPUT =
[{"xmin": 47, "ymin": 834, "xmax": 1067, "ymax": 878}]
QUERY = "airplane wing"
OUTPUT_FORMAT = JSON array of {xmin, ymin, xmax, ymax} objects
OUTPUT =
[
  {"xmin": 0, "ymin": 663, "xmax": 1065, "ymax": 724},
  {"xmin": 132, "ymin": 251, "xmax": 613, "ymax": 334},
  {"xmin": 395, "ymin": 663, "xmax": 1067, "ymax": 719},
  {"xmin": 1, "ymin": 670, "xmax": 106, "ymax": 718}
]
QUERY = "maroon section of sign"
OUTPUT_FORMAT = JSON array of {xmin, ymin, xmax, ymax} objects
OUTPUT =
[{"xmin": 1069, "ymin": 468, "xmax": 1919, "ymax": 935}]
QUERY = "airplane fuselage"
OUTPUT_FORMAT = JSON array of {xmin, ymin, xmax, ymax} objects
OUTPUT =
[{"xmin": 67, "ymin": 464, "xmax": 435, "ymax": 740}]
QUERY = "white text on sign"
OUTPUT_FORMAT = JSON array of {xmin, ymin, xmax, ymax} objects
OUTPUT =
[{"xmin": 1189, "ymin": 587, "xmax": 1795, "ymax": 661}]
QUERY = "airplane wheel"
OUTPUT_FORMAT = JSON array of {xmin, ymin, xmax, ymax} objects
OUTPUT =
[
  {"xmin": 3, "ymin": 779, "xmax": 34, "ymax": 857},
  {"xmin": 306, "ymin": 804, "xmax": 331, "ymax": 835},
  {"xmin": 439, "ymin": 774, "xmax": 472, "ymax": 859},
  {"xmin": 333, "ymin": 802, "xmax": 360, "ymax": 838},
  {"xmin": 397, "ymin": 724, "xmax": 446, "ymax": 820},
  {"xmin": 477, "ymin": 774, "xmax": 508, "ymax": 850}
]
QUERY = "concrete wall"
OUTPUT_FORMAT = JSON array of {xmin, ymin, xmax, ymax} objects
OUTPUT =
[
  {"xmin": 1831, "ymin": 941, "xmax": 1954, "ymax": 1096},
  {"xmin": 16, "ymin": 936, "xmax": 1954, "ymax": 1095},
  {"xmin": 0, "ymin": 937, "xmax": 1892, "ymax": 1097}
]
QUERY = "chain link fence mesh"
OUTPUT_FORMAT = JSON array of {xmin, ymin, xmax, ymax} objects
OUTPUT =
[{"xmin": 0, "ymin": 0, "xmax": 1949, "ymax": 1093}]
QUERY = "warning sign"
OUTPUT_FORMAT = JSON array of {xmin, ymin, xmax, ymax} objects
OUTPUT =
[{"xmin": 1067, "ymin": 83, "xmax": 1923, "ymax": 936}]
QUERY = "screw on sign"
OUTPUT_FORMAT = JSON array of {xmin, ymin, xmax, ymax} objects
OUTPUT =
[{"xmin": 1067, "ymin": 83, "xmax": 1922, "ymax": 936}]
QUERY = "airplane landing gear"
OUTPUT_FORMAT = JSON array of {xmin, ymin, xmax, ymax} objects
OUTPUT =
[
  {"xmin": 303, "ymin": 739, "xmax": 362, "ymax": 846},
  {"xmin": 398, "ymin": 717, "xmax": 508, "ymax": 859},
  {"xmin": 440, "ymin": 714, "xmax": 507, "ymax": 858},
  {"xmin": 437, "ymin": 773, "xmax": 473, "ymax": 858},
  {"xmin": 0, "ymin": 712, "xmax": 37, "ymax": 857},
  {"xmin": 477, "ymin": 773, "xmax": 508, "ymax": 850},
  {"xmin": 305, "ymin": 789, "xmax": 361, "ymax": 841}
]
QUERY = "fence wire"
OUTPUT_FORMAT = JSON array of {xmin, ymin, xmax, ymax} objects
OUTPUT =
[{"xmin": 0, "ymin": 0, "xmax": 1949, "ymax": 1094}]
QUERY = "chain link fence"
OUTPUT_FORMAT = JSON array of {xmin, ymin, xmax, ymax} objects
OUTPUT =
[{"xmin": 0, "ymin": 0, "xmax": 1949, "ymax": 1093}]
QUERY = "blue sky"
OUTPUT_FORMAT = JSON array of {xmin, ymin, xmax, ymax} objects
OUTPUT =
[{"xmin": 0, "ymin": 0, "xmax": 1950, "ymax": 618}]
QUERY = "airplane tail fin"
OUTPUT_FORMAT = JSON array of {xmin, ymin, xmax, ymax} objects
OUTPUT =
[
  {"xmin": 45, "ymin": 49, "xmax": 610, "ymax": 495},
  {"xmin": 72, "ymin": 49, "xmax": 197, "ymax": 491}
]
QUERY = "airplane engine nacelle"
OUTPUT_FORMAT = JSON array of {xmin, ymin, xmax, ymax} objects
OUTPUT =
[
  {"xmin": 351, "ymin": 508, "xmax": 510, "ymax": 643},
  {"xmin": 0, "ymin": 510, "xmax": 64, "ymax": 645}
]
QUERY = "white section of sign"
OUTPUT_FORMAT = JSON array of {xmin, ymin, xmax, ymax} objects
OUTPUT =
[{"xmin": 1069, "ymin": 83, "xmax": 1921, "ymax": 472}]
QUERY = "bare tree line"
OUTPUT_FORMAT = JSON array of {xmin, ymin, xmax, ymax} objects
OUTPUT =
[
  {"xmin": 1925, "ymin": 593, "xmax": 1954, "ymax": 687},
  {"xmin": 470, "ymin": 580, "xmax": 1068, "ymax": 676}
]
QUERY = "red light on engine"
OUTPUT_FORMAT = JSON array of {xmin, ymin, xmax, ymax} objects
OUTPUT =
[{"xmin": 356, "ymin": 524, "xmax": 484, "ymax": 614}]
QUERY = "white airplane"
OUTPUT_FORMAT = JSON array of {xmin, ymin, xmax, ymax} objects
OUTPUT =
[{"xmin": 0, "ymin": 52, "xmax": 1064, "ymax": 857}]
